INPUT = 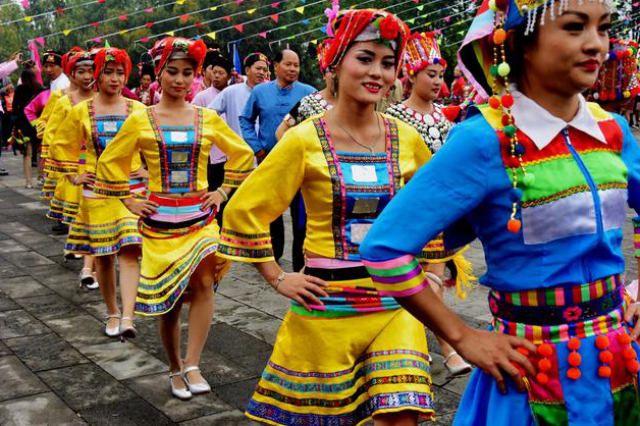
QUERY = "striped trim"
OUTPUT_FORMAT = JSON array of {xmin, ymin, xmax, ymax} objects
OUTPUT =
[
  {"xmin": 634, "ymin": 217, "xmax": 640, "ymax": 258},
  {"xmin": 363, "ymin": 255, "xmax": 430, "ymax": 297}
]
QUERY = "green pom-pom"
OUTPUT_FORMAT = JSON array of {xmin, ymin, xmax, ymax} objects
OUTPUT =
[
  {"xmin": 489, "ymin": 0, "xmax": 497, "ymax": 11},
  {"xmin": 490, "ymin": 65, "xmax": 499, "ymax": 78},
  {"xmin": 504, "ymin": 125, "xmax": 517, "ymax": 137},
  {"xmin": 498, "ymin": 62, "xmax": 511, "ymax": 77}
]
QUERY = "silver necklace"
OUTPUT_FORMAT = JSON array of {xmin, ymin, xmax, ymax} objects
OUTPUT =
[{"xmin": 334, "ymin": 113, "xmax": 381, "ymax": 153}]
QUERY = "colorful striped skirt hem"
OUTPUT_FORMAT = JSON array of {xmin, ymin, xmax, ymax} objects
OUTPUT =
[
  {"xmin": 135, "ymin": 195, "xmax": 225, "ymax": 316},
  {"xmin": 246, "ymin": 267, "xmax": 434, "ymax": 426},
  {"xmin": 453, "ymin": 274, "xmax": 640, "ymax": 426},
  {"xmin": 47, "ymin": 178, "xmax": 81, "ymax": 224}
]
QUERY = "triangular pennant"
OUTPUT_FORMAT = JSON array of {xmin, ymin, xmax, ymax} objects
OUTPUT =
[
  {"xmin": 417, "ymin": 5, "xmax": 424, "ymax": 10},
  {"xmin": 207, "ymin": 32, "xmax": 216, "ymax": 40},
  {"xmin": 24, "ymin": 16, "xmax": 32, "ymax": 22},
  {"xmin": 223, "ymin": 15, "xmax": 231, "ymax": 22},
  {"xmin": 166, "ymin": 31, "xmax": 174, "ymax": 36},
  {"xmin": 234, "ymin": 24, "xmax": 244, "ymax": 33},
  {"xmin": 145, "ymin": 22, "xmax": 154, "ymax": 28},
  {"xmin": 144, "ymin": 7, "xmax": 154, "ymax": 13},
  {"xmin": 258, "ymin": 31, "xmax": 267, "ymax": 38},
  {"xmin": 247, "ymin": 8, "xmax": 256, "ymax": 14},
  {"xmin": 104, "ymin": 40, "xmax": 111, "ymax": 47},
  {"xmin": 176, "ymin": 0, "xmax": 185, "ymax": 4},
  {"xmin": 295, "ymin": 6, "xmax": 304, "ymax": 14},
  {"xmin": 270, "ymin": 14, "xmax": 279, "ymax": 22},
  {"xmin": 56, "ymin": 8, "xmax": 64, "ymax": 14},
  {"xmin": 119, "ymin": 29, "xmax": 128, "ymax": 35},
  {"xmin": 63, "ymin": 29, "xmax": 72, "ymax": 36},
  {"xmin": 93, "ymin": 37, "xmax": 102, "ymax": 43},
  {"xmin": 91, "ymin": 22, "xmax": 101, "ymax": 27},
  {"xmin": 194, "ymin": 22, "xmax": 203, "ymax": 27},
  {"xmin": 118, "ymin": 14, "xmax": 128, "ymax": 21},
  {"xmin": 271, "ymin": 2, "xmax": 280, "ymax": 7},
  {"xmin": 209, "ymin": 6, "xmax": 217, "ymax": 11},
  {"xmin": 35, "ymin": 37, "xmax": 45, "ymax": 46},
  {"xmin": 179, "ymin": 14, "xmax": 189, "ymax": 22},
  {"xmin": 140, "ymin": 37, "xmax": 150, "ymax": 42}
]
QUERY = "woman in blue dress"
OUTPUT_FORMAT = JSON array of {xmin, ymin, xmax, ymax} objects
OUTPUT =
[{"xmin": 360, "ymin": 0, "xmax": 640, "ymax": 424}]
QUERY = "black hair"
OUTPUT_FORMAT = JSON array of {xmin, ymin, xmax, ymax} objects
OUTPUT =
[
  {"xmin": 505, "ymin": 24, "xmax": 537, "ymax": 88},
  {"xmin": 140, "ymin": 64, "xmax": 156, "ymax": 81},
  {"xmin": 273, "ymin": 48, "xmax": 298, "ymax": 64},
  {"xmin": 19, "ymin": 67, "xmax": 42, "ymax": 92}
]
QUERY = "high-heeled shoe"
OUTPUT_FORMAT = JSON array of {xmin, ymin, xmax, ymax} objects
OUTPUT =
[
  {"xmin": 182, "ymin": 366, "xmax": 211, "ymax": 395},
  {"xmin": 169, "ymin": 371, "xmax": 192, "ymax": 400},
  {"xmin": 119, "ymin": 317, "xmax": 137, "ymax": 341},
  {"xmin": 104, "ymin": 314, "xmax": 121, "ymax": 338},
  {"xmin": 78, "ymin": 268, "xmax": 95, "ymax": 289}
]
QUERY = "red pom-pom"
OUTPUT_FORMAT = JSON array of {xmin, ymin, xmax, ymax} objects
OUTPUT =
[
  {"xmin": 538, "ymin": 358, "xmax": 552, "ymax": 372},
  {"xmin": 489, "ymin": 96, "xmax": 501, "ymax": 109},
  {"xmin": 598, "ymin": 366, "xmax": 612, "ymax": 378},
  {"xmin": 623, "ymin": 348, "xmax": 637, "ymax": 360},
  {"xmin": 516, "ymin": 347, "xmax": 530, "ymax": 357},
  {"xmin": 595, "ymin": 335, "xmax": 610, "ymax": 350},
  {"xmin": 567, "ymin": 367, "xmax": 581, "ymax": 380},
  {"xmin": 568, "ymin": 352, "xmax": 582, "ymax": 367},
  {"xmin": 568, "ymin": 338, "xmax": 581, "ymax": 351},
  {"xmin": 501, "ymin": 94, "xmax": 514, "ymax": 108},
  {"xmin": 510, "ymin": 362, "xmax": 525, "ymax": 376},
  {"xmin": 538, "ymin": 344, "xmax": 553, "ymax": 357},
  {"xmin": 442, "ymin": 105, "xmax": 461, "ymax": 122},
  {"xmin": 501, "ymin": 114, "xmax": 511, "ymax": 127},
  {"xmin": 379, "ymin": 14, "xmax": 401, "ymax": 40},
  {"xmin": 536, "ymin": 372, "xmax": 549, "ymax": 385},
  {"xmin": 507, "ymin": 219, "xmax": 522, "ymax": 234},
  {"xmin": 599, "ymin": 350, "xmax": 613, "ymax": 363},
  {"xmin": 506, "ymin": 157, "xmax": 521, "ymax": 168},
  {"xmin": 616, "ymin": 51, "xmax": 624, "ymax": 60},
  {"xmin": 627, "ymin": 360, "xmax": 640, "ymax": 374},
  {"xmin": 618, "ymin": 333, "xmax": 632, "ymax": 345}
]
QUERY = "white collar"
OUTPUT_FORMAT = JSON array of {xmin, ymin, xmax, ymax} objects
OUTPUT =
[{"xmin": 510, "ymin": 86, "xmax": 607, "ymax": 150}]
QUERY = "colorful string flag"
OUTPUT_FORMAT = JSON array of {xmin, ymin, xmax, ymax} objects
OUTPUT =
[{"xmin": 28, "ymin": 37, "xmax": 44, "ymax": 84}]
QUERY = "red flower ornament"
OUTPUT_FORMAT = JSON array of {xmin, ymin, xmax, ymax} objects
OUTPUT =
[{"xmin": 378, "ymin": 14, "xmax": 400, "ymax": 41}]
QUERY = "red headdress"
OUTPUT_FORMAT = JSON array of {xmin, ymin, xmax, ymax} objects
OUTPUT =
[
  {"xmin": 403, "ymin": 31, "xmax": 447, "ymax": 76},
  {"xmin": 316, "ymin": 38, "xmax": 333, "ymax": 74},
  {"xmin": 322, "ymin": 9, "xmax": 410, "ymax": 77},
  {"xmin": 62, "ymin": 47, "xmax": 84, "ymax": 75},
  {"xmin": 593, "ymin": 38, "xmax": 639, "ymax": 102},
  {"xmin": 149, "ymin": 37, "xmax": 207, "ymax": 77},
  {"xmin": 93, "ymin": 47, "xmax": 133, "ymax": 82}
]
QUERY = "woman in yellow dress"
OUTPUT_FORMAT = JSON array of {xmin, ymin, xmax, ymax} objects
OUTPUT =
[
  {"xmin": 43, "ymin": 50, "xmax": 98, "ymax": 288},
  {"xmin": 47, "ymin": 47, "xmax": 146, "ymax": 339},
  {"xmin": 93, "ymin": 37, "xmax": 255, "ymax": 400},
  {"xmin": 219, "ymin": 9, "xmax": 435, "ymax": 426}
]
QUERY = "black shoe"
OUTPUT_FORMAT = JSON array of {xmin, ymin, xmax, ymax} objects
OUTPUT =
[
  {"xmin": 51, "ymin": 223, "xmax": 69, "ymax": 235},
  {"xmin": 0, "ymin": 168, "xmax": 7, "ymax": 176}
]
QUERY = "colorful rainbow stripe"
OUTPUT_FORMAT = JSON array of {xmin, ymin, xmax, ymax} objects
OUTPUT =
[{"xmin": 363, "ymin": 255, "xmax": 429, "ymax": 298}]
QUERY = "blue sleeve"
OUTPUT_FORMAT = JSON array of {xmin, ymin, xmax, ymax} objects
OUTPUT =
[
  {"xmin": 617, "ymin": 114, "xmax": 640, "ymax": 215},
  {"xmin": 361, "ymin": 116, "xmax": 495, "ymax": 261},
  {"xmin": 240, "ymin": 89, "xmax": 261, "ymax": 153}
]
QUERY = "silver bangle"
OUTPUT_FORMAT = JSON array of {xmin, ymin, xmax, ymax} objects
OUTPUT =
[
  {"xmin": 425, "ymin": 272, "xmax": 444, "ymax": 289},
  {"xmin": 216, "ymin": 187, "xmax": 228, "ymax": 202},
  {"xmin": 272, "ymin": 271, "xmax": 286, "ymax": 291}
]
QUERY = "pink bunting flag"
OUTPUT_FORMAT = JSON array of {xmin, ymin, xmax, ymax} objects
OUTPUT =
[
  {"xmin": 93, "ymin": 37, "xmax": 102, "ymax": 43},
  {"xmin": 141, "ymin": 37, "xmax": 150, "ymax": 42},
  {"xmin": 271, "ymin": 2, "xmax": 280, "ymax": 7},
  {"xmin": 259, "ymin": 31, "xmax": 267, "ymax": 38},
  {"xmin": 28, "ymin": 39, "xmax": 43, "ymax": 84},
  {"xmin": 443, "ymin": 16, "xmax": 451, "ymax": 23},
  {"xmin": 145, "ymin": 7, "xmax": 154, "ymax": 13},
  {"xmin": 21, "ymin": 0, "xmax": 30, "ymax": 9}
]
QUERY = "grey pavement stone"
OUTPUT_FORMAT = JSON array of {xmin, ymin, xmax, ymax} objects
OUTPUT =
[
  {"xmin": 0, "ymin": 310, "xmax": 48, "ymax": 339},
  {"xmin": 0, "ymin": 222, "xmax": 33, "ymax": 235},
  {"xmin": 38, "ymin": 363, "xmax": 137, "ymax": 411},
  {"xmin": 0, "ymin": 392, "xmax": 88, "ymax": 426},
  {"xmin": 0, "ymin": 239, "xmax": 29, "ymax": 254},
  {"xmin": 0, "ymin": 251, "xmax": 55, "ymax": 267},
  {"xmin": 79, "ymin": 396, "xmax": 176, "ymax": 426},
  {"xmin": 0, "ymin": 341, "xmax": 11, "ymax": 356},
  {"xmin": 0, "ymin": 276, "xmax": 53, "ymax": 299},
  {"xmin": 80, "ymin": 341, "xmax": 168, "ymax": 381},
  {"xmin": 0, "ymin": 356, "xmax": 48, "ymax": 402},
  {"xmin": 0, "ymin": 293, "xmax": 20, "ymax": 312},
  {"xmin": 214, "ymin": 295, "xmax": 283, "ymax": 345},
  {"xmin": 232, "ymin": 351, "xmax": 272, "ymax": 376},
  {"xmin": 4, "ymin": 333, "xmax": 88, "ymax": 372},
  {"xmin": 199, "ymin": 352, "xmax": 257, "ymax": 387},
  {"xmin": 124, "ymin": 373, "xmax": 232, "ymax": 423},
  {"xmin": 206, "ymin": 322, "xmax": 273, "ymax": 362},
  {"xmin": 14, "ymin": 294, "xmax": 85, "ymax": 321},
  {"xmin": 45, "ymin": 314, "xmax": 113, "ymax": 349},
  {"xmin": 179, "ymin": 410, "xmax": 261, "ymax": 426},
  {"xmin": 212, "ymin": 377, "xmax": 260, "ymax": 412}
]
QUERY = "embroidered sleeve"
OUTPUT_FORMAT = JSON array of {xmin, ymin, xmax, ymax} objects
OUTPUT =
[
  {"xmin": 45, "ymin": 104, "xmax": 83, "ymax": 175},
  {"xmin": 209, "ymin": 111, "xmax": 255, "ymax": 188},
  {"xmin": 93, "ymin": 112, "xmax": 141, "ymax": 198},
  {"xmin": 219, "ymin": 125, "xmax": 306, "ymax": 263}
]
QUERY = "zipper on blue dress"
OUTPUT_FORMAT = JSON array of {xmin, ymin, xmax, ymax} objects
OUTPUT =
[{"xmin": 562, "ymin": 127, "xmax": 603, "ymax": 239}]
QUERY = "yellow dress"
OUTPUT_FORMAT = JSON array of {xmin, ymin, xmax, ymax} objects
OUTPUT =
[
  {"xmin": 39, "ymin": 90, "xmax": 64, "ymax": 201},
  {"xmin": 94, "ymin": 106, "xmax": 255, "ymax": 316},
  {"xmin": 43, "ymin": 94, "xmax": 83, "ymax": 223},
  {"xmin": 46, "ymin": 99, "xmax": 146, "ymax": 256},
  {"xmin": 218, "ymin": 114, "xmax": 435, "ymax": 426}
]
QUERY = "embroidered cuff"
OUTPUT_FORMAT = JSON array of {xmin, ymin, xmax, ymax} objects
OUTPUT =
[
  {"xmin": 222, "ymin": 167, "xmax": 254, "ymax": 188},
  {"xmin": 92, "ymin": 178, "xmax": 131, "ymax": 198},
  {"xmin": 362, "ymin": 255, "xmax": 430, "ymax": 298},
  {"xmin": 418, "ymin": 234, "xmax": 469, "ymax": 264},
  {"xmin": 217, "ymin": 228, "xmax": 274, "ymax": 263},
  {"xmin": 45, "ymin": 159, "xmax": 78, "ymax": 175}
]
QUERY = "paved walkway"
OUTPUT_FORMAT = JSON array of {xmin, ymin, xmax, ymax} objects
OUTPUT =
[{"xmin": 0, "ymin": 128, "xmax": 638, "ymax": 426}]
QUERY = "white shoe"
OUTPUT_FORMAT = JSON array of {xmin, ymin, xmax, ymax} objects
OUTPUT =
[
  {"xmin": 182, "ymin": 366, "xmax": 211, "ymax": 395},
  {"xmin": 78, "ymin": 268, "xmax": 96, "ymax": 289},
  {"xmin": 170, "ymin": 371, "xmax": 192, "ymax": 400},
  {"xmin": 119, "ymin": 316, "xmax": 137, "ymax": 340},
  {"xmin": 86, "ymin": 273, "xmax": 99, "ymax": 290},
  {"xmin": 104, "ymin": 314, "xmax": 121, "ymax": 338},
  {"xmin": 443, "ymin": 351, "xmax": 473, "ymax": 377}
]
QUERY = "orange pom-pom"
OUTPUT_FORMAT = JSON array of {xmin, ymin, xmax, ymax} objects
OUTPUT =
[
  {"xmin": 507, "ymin": 219, "xmax": 522, "ymax": 234},
  {"xmin": 516, "ymin": 347, "xmax": 530, "ymax": 357},
  {"xmin": 442, "ymin": 105, "xmax": 461, "ymax": 122},
  {"xmin": 595, "ymin": 335, "xmax": 610, "ymax": 350},
  {"xmin": 568, "ymin": 338, "xmax": 581, "ymax": 351},
  {"xmin": 536, "ymin": 372, "xmax": 549, "ymax": 385},
  {"xmin": 598, "ymin": 366, "xmax": 612, "ymax": 378},
  {"xmin": 493, "ymin": 28, "xmax": 507, "ymax": 45},
  {"xmin": 489, "ymin": 96, "xmax": 501, "ymax": 109},
  {"xmin": 538, "ymin": 343, "xmax": 553, "ymax": 357},
  {"xmin": 618, "ymin": 333, "xmax": 632, "ymax": 345},
  {"xmin": 623, "ymin": 348, "xmax": 637, "ymax": 360},
  {"xmin": 599, "ymin": 350, "xmax": 613, "ymax": 363},
  {"xmin": 538, "ymin": 358, "xmax": 552, "ymax": 372},
  {"xmin": 567, "ymin": 367, "xmax": 581, "ymax": 380},
  {"xmin": 627, "ymin": 360, "xmax": 640, "ymax": 374},
  {"xmin": 568, "ymin": 352, "xmax": 582, "ymax": 367}
]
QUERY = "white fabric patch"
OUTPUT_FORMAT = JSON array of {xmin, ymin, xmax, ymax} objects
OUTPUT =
[
  {"xmin": 351, "ymin": 165, "xmax": 378, "ymax": 183},
  {"xmin": 350, "ymin": 223, "xmax": 372, "ymax": 244},
  {"xmin": 170, "ymin": 132, "xmax": 188, "ymax": 143}
]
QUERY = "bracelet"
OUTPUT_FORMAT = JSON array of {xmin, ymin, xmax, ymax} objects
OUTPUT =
[
  {"xmin": 272, "ymin": 271, "xmax": 286, "ymax": 291},
  {"xmin": 215, "ymin": 187, "xmax": 229, "ymax": 202},
  {"xmin": 425, "ymin": 272, "xmax": 444, "ymax": 289},
  {"xmin": 73, "ymin": 176, "xmax": 79, "ymax": 185}
]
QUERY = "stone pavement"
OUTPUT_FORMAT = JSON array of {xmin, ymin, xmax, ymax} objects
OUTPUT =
[{"xmin": 0, "ymin": 128, "xmax": 638, "ymax": 426}]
